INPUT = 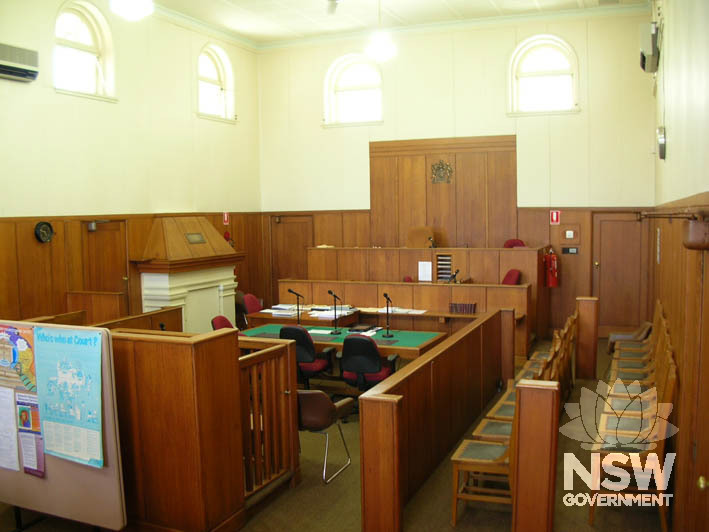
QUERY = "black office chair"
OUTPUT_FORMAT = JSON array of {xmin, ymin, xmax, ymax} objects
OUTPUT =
[
  {"xmin": 280, "ymin": 326, "xmax": 335, "ymax": 389},
  {"xmin": 341, "ymin": 334, "xmax": 398, "ymax": 391}
]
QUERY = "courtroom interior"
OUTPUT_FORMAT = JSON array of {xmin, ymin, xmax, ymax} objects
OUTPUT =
[{"xmin": 0, "ymin": 0, "xmax": 707, "ymax": 531}]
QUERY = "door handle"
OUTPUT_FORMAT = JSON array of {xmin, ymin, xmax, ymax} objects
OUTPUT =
[
  {"xmin": 122, "ymin": 276, "xmax": 129, "ymax": 281},
  {"xmin": 594, "ymin": 261, "xmax": 600, "ymax": 268},
  {"xmin": 699, "ymin": 475, "xmax": 707, "ymax": 491}
]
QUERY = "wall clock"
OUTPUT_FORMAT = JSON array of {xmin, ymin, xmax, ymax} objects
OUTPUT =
[{"xmin": 34, "ymin": 221, "xmax": 54, "ymax": 243}]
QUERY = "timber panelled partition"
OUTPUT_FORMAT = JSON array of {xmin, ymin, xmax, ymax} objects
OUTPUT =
[
  {"xmin": 109, "ymin": 328, "xmax": 300, "ymax": 532},
  {"xmin": 307, "ymin": 246, "xmax": 548, "ymax": 340},
  {"xmin": 359, "ymin": 310, "xmax": 506, "ymax": 531},
  {"xmin": 26, "ymin": 306, "xmax": 184, "ymax": 332},
  {"xmin": 279, "ymin": 279, "xmax": 531, "ymax": 356}
]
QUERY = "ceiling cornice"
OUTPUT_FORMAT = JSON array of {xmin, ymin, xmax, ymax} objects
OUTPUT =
[{"xmin": 154, "ymin": 2, "xmax": 650, "ymax": 53}]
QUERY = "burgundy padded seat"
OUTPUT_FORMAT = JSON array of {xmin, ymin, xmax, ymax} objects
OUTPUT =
[
  {"xmin": 503, "ymin": 238, "xmax": 526, "ymax": 248},
  {"xmin": 501, "ymin": 269, "xmax": 522, "ymax": 285}
]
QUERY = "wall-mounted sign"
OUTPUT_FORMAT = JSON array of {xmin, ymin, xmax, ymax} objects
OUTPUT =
[
  {"xmin": 223, "ymin": 212, "xmax": 230, "ymax": 226},
  {"xmin": 550, "ymin": 210, "xmax": 561, "ymax": 225}
]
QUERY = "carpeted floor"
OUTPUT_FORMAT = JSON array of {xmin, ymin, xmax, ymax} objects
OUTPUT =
[{"xmin": 0, "ymin": 341, "xmax": 667, "ymax": 532}]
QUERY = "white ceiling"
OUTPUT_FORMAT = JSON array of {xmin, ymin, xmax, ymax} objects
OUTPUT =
[{"xmin": 155, "ymin": 0, "xmax": 648, "ymax": 46}]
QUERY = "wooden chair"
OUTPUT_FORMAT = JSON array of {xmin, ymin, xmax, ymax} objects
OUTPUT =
[
  {"xmin": 451, "ymin": 432, "xmax": 516, "ymax": 525},
  {"xmin": 589, "ymin": 363, "xmax": 677, "ymax": 532}
]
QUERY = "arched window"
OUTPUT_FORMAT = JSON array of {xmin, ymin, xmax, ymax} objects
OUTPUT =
[
  {"xmin": 198, "ymin": 44, "xmax": 234, "ymax": 120},
  {"xmin": 54, "ymin": 1, "xmax": 114, "ymax": 97},
  {"xmin": 324, "ymin": 54, "xmax": 382, "ymax": 125},
  {"xmin": 509, "ymin": 35, "xmax": 578, "ymax": 114}
]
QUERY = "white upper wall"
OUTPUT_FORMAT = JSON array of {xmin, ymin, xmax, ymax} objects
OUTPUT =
[
  {"xmin": 655, "ymin": 0, "xmax": 709, "ymax": 204},
  {"xmin": 0, "ymin": 0, "xmax": 261, "ymax": 217},
  {"xmin": 258, "ymin": 11, "xmax": 656, "ymax": 211}
]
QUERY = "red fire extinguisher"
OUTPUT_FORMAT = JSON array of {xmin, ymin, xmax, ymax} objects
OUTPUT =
[{"xmin": 544, "ymin": 247, "xmax": 559, "ymax": 288}]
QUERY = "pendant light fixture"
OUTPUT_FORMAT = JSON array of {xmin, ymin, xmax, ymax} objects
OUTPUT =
[
  {"xmin": 110, "ymin": 0, "xmax": 154, "ymax": 21},
  {"xmin": 365, "ymin": 0, "xmax": 396, "ymax": 63}
]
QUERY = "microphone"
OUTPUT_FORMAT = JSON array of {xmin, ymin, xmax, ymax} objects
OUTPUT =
[
  {"xmin": 288, "ymin": 288, "xmax": 303, "ymax": 298},
  {"xmin": 449, "ymin": 269, "xmax": 460, "ymax": 283},
  {"xmin": 327, "ymin": 289, "xmax": 341, "ymax": 301},
  {"xmin": 383, "ymin": 292, "xmax": 392, "ymax": 303},
  {"xmin": 428, "ymin": 236, "xmax": 436, "ymax": 248}
]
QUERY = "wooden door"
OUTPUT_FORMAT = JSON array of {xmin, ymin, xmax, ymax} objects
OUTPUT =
[
  {"xmin": 81, "ymin": 220, "xmax": 129, "ymax": 311},
  {"xmin": 270, "ymin": 215, "xmax": 313, "ymax": 305},
  {"xmin": 688, "ymin": 254, "xmax": 709, "ymax": 527},
  {"xmin": 592, "ymin": 213, "xmax": 648, "ymax": 336}
]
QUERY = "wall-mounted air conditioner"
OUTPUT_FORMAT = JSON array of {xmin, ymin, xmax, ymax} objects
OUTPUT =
[
  {"xmin": 0, "ymin": 43, "xmax": 39, "ymax": 82},
  {"xmin": 639, "ymin": 22, "xmax": 659, "ymax": 73}
]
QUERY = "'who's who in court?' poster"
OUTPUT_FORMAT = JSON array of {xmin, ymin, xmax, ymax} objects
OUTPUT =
[{"xmin": 34, "ymin": 328, "xmax": 103, "ymax": 468}]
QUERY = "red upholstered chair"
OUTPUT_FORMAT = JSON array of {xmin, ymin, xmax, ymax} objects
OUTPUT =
[
  {"xmin": 341, "ymin": 334, "xmax": 398, "ymax": 391},
  {"xmin": 501, "ymin": 269, "xmax": 522, "ymax": 285},
  {"xmin": 280, "ymin": 326, "xmax": 335, "ymax": 389},
  {"xmin": 211, "ymin": 315, "xmax": 234, "ymax": 330},
  {"xmin": 503, "ymin": 239, "xmax": 526, "ymax": 248},
  {"xmin": 243, "ymin": 293, "xmax": 263, "ymax": 314},
  {"xmin": 403, "ymin": 276, "xmax": 414, "ymax": 283}
]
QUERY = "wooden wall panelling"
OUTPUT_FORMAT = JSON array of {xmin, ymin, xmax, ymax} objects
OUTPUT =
[
  {"xmin": 455, "ymin": 152, "xmax": 487, "ymax": 247},
  {"xmin": 66, "ymin": 291, "xmax": 127, "ymax": 324},
  {"xmin": 399, "ymin": 249, "xmax": 432, "ymax": 282},
  {"xmin": 377, "ymin": 284, "xmax": 413, "ymax": 330},
  {"xmin": 307, "ymin": 248, "xmax": 338, "ymax": 280},
  {"xmin": 64, "ymin": 221, "xmax": 84, "ymax": 292},
  {"xmin": 397, "ymin": 155, "xmax": 427, "ymax": 246},
  {"xmin": 343, "ymin": 283, "xmax": 378, "ymax": 308},
  {"xmin": 313, "ymin": 213, "xmax": 343, "ymax": 246},
  {"xmin": 342, "ymin": 212, "xmax": 371, "ymax": 247},
  {"xmin": 412, "ymin": 284, "xmax": 452, "ymax": 333},
  {"xmin": 370, "ymin": 156, "xmax": 399, "ymax": 247},
  {"xmin": 16, "ymin": 220, "xmax": 66, "ymax": 318},
  {"xmin": 549, "ymin": 210, "xmax": 592, "ymax": 329},
  {"xmin": 368, "ymin": 249, "xmax": 399, "ymax": 282},
  {"xmin": 337, "ymin": 249, "xmax": 368, "ymax": 281},
  {"xmin": 516, "ymin": 208, "xmax": 550, "ymax": 248},
  {"xmin": 0, "ymin": 222, "xmax": 20, "ymax": 319},
  {"xmin": 425, "ymin": 154, "xmax": 457, "ymax": 247},
  {"xmin": 311, "ymin": 281, "xmax": 345, "ymax": 306},
  {"xmin": 450, "ymin": 285, "xmax": 486, "ymax": 313},
  {"xmin": 486, "ymin": 150, "xmax": 518, "ymax": 247},
  {"xmin": 469, "ymin": 249, "xmax": 500, "ymax": 284},
  {"xmin": 278, "ymin": 281, "xmax": 313, "ymax": 306}
]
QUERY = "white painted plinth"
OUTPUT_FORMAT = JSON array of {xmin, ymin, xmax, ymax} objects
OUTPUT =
[{"xmin": 141, "ymin": 266, "xmax": 237, "ymax": 333}]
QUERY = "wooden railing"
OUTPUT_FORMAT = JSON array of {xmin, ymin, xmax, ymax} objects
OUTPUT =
[
  {"xmin": 93, "ymin": 306, "xmax": 183, "ymax": 331},
  {"xmin": 359, "ymin": 310, "xmax": 505, "ymax": 531},
  {"xmin": 25, "ymin": 309, "xmax": 88, "ymax": 325},
  {"xmin": 238, "ymin": 337, "xmax": 300, "ymax": 499}
]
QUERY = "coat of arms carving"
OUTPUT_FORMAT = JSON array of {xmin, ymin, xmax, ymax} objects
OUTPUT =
[{"xmin": 431, "ymin": 160, "xmax": 453, "ymax": 184}]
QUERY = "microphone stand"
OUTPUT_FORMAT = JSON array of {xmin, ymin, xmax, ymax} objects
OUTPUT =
[
  {"xmin": 295, "ymin": 294, "xmax": 301, "ymax": 325},
  {"xmin": 383, "ymin": 294, "xmax": 393, "ymax": 338},
  {"xmin": 330, "ymin": 291, "xmax": 341, "ymax": 335}
]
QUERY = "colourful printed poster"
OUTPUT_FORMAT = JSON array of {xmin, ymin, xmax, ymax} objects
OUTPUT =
[
  {"xmin": 16, "ymin": 392, "xmax": 45, "ymax": 477},
  {"xmin": 34, "ymin": 328, "xmax": 103, "ymax": 468},
  {"xmin": 0, "ymin": 325, "xmax": 36, "ymax": 392}
]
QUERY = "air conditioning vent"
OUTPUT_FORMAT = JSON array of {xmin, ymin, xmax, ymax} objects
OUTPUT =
[{"xmin": 0, "ymin": 43, "xmax": 39, "ymax": 82}]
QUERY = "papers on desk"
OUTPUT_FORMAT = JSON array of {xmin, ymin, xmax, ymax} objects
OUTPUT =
[
  {"xmin": 307, "ymin": 328, "xmax": 334, "ymax": 334},
  {"xmin": 272, "ymin": 310, "xmax": 297, "ymax": 317},
  {"xmin": 308, "ymin": 309, "xmax": 356, "ymax": 319},
  {"xmin": 376, "ymin": 307, "xmax": 427, "ymax": 315},
  {"xmin": 272, "ymin": 304, "xmax": 296, "ymax": 310}
]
